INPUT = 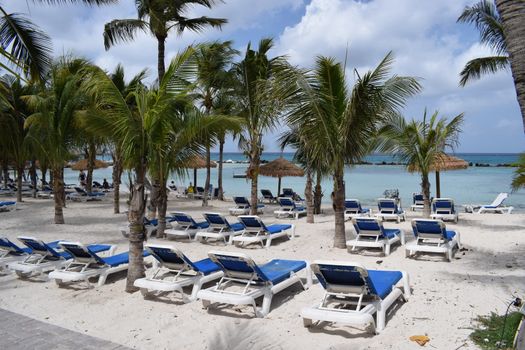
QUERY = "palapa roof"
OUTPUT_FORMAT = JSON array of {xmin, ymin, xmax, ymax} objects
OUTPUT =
[
  {"xmin": 183, "ymin": 156, "xmax": 217, "ymax": 169},
  {"xmin": 257, "ymin": 158, "xmax": 305, "ymax": 178},
  {"xmin": 70, "ymin": 159, "xmax": 109, "ymax": 171},
  {"xmin": 408, "ymin": 154, "xmax": 468, "ymax": 173}
]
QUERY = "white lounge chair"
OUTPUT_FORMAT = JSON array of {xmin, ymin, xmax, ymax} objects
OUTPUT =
[
  {"xmin": 133, "ymin": 244, "xmax": 223, "ymax": 301},
  {"xmin": 430, "ymin": 198, "xmax": 458, "ymax": 223},
  {"xmin": 0, "ymin": 201, "xmax": 16, "ymax": 212},
  {"xmin": 165, "ymin": 212, "xmax": 210, "ymax": 240},
  {"xmin": 344, "ymin": 199, "xmax": 371, "ymax": 220},
  {"xmin": 301, "ymin": 261, "xmax": 410, "ymax": 333},
  {"xmin": 194, "ymin": 213, "xmax": 245, "ymax": 244},
  {"xmin": 274, "ymin": 197, "xmax": 306, "ymax": 219},
  {"xmin": 375, "ymin": 198, "xmax": 406, "ymax": 223},
  {"xmin": 0, "ymin": 237, "xmax": 59, "ymax": 272},
  {"xmin": 48, "ymin": 242, "xmax": 141, "ymax": 287},
  {"xmin": 410, "ymin": 193, "xmax": 424, "ymax": 211},
  {"xmin": 405, "ymin": 219, "xmax": 461, "ymax": 262},
  {"xmin": 8, "ymin": 237, "xmax": 113, "ymax": 279},
  {"xmin": 347, "ymin": 217, "xmax": 404, "ymax": 256},
  {"xmin": 464, "ymin": 192, "xmax": 514, "ymax": 214},
  {"xmin": 231, "ymin": 215, "xmax": 295, "ymax": 248},
  {"xmin": 229, "ymin": 196, "xmax": 264, "ymax": 216},
  {"xmin": 197, "ymin": 251, "xmax": 312, "ymax": 317}
]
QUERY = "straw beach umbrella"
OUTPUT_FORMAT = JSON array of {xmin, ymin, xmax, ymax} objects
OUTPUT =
[
  {"xmin": 257, "ymin": 157, "xmax": 304, "ymax": 196},
  {"xmin": 183, "ymin": 156, "xmax": 217, "ymax": 187},
  {"xmin": 409, "ymin": 154, "xmax": 468, "ymax": 197},
  {"xmin": 70, "ymin": 159, "xmax": 109, "ymax": 171}
]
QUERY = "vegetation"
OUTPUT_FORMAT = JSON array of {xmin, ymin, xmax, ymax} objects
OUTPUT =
[
  {"xmin": 470, "ymin": 311, "xmax": 522, "ymax": 350},
  {"xmin": 511, "ymin": 154, "xmax": 525, "ymax": 191}
]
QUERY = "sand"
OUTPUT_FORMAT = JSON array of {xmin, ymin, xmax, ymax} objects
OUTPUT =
[{"xmin": 0, "ymin": 193, "xmax": 524, "ymax": 350}]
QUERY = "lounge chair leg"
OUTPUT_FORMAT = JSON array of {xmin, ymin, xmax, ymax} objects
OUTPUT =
[
  {"xmin": 384, "ymin": 244, "xmax": 390, "ymax": 256},
  {"xmin": 303, "ymin": 318, "xmax": 312, "ymax": 327},
  {"xmin": 376, "ymin": 305, "xmax": 386, "ymax": 333},
  {"xmin": 140, "ymin": 288, "xmax": 152, "ymax": 298},
  {"xmin": 202, "ymin": 300, "xmax": 211, "ymax": 309},
  {"xmin": 97, "ymin": 273, "xmax": 108, "ymax": 287},
  {"xmin": 258, "ymin": 292, "xmax": 273, "ymax": 318}
]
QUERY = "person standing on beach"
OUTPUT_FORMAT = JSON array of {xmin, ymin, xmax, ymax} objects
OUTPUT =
[{"xmin": 79, "ymin": 171, "xmax": 86, "ymax": 187}]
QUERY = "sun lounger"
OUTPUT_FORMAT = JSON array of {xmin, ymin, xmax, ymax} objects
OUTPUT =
[
  {"xmin": 133, "ymin": 244, "xmax": 223, "ymax": 301},
  {"xmin": 280, "ymin": 188, "xmax": 295, "ymax": 198},
  {"xmin": 464, "ymin": 192, "xmax": 514, "ymax": 214},
  {"xmin": 0, "ymin": 201, "xmax": 16, "ymax": 212},
  {"xmin": 410, "ymin": 193, "xmax": 424, "ymax": 211},
  {"xmin": 301, "ymin": 261, "xmax": 410, "ymax": 333},
  {"xmin": 344, "ymin": 199, "xmax": 371, "ymax": 220},
  {"xmin": 229, "ymin": 196, "xmax": 264, "ymax": 216},
  {"xmin": 375, "ymin": 198, "xmax": 406, "ymax": 223},
  {"xmin": 8, "ymin": 237, "xmax": 114, "ymax": 278},
  {"xmin": 347, "ymin": 218, "xmax": 404, "ymax": 256},
  {"xmin": 67, "ymin": 187, "xmax": 106, "ymax": 202},
  {"xmin": 430, "ymin": 198, "xmax": 458, "ymax": 223},
  {"xmin": 405, "ymin": 219, "xmax": 461, "ymax": 261},
  {"xmin": 120, "ymin": 216, "xmax": 177, "ymax": 238},
  {"xmin": 260, "ymin": 189, "xmax": 277, "ymax": 203},
  {"xmin": 48, "ymin": 242, "xmax": 146, "ymax": 287},
  {"xmin": 0, "ymin": 237, "xmax": 60, "ymax": 272},
  {"xmin": 197, "ymin": 251, "xmax": 312, "ymax": 317},
  {"xmin": 231, "ymin": 215, "xmax": 295, "ymax": 248},
  {"xmin": 194, "ymin": 213, "xmax": 244, "ymax": 244},
  {"xmin": 0, "ymin": 187, "xmax": 14, "ymax": 196},
  {"xmin": 165, "ymin": 212, "xmax": 209, "ymax": 240},
  {"xmin": 274, "ymin": 197, "xmax": 306, "ymax": 219}
]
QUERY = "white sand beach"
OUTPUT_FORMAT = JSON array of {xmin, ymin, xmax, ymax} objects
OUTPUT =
[{"xmin": 0, "ymin": 195, "xmax": 524, "ymax": 350}]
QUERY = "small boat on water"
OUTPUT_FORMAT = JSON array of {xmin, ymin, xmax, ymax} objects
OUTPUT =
[{"xmin": 233, "ymin": 173, "xmax": 247, "ymax": 178}]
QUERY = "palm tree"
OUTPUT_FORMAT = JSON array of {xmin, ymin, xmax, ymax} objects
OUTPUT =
[
  {"xmin": 194, "ymin": 41, "xmax": 238, "ymax": 206},
  {"xmin": 284, "ymin": 53, "xmax": 420, "ymax": 248},
  {"xmin": 458, "ymin": 0, "xmax": 525, "ymax": 131},
  {"xmin": 25, "ymin": 57, "xmax": 90, "ymax": 224},
  {"xmin": 511, "ymin": 154, "xmax": 525, "ymax": 191},
  {"xmin": 379, "ymin": 111, "xmax": 464, "ymax": 217},
  {"xmin": 103, "ymin": 0, "xmax": 227, "ymax": 81},
  {"xmin": 234, "ymin": 38, "xmax": 293, "ymax": 214}
]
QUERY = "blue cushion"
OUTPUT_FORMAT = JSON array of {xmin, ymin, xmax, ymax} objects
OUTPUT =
[
  {"xmin": 0, "ymin": 201, "xmax": 15, "ymax": 206},
  {"xmin": 193, "ymin": 258, "xmax": 221, "ymax": 275},
  {"xmin": 444, "ymin": 230, "xmax": 456, "ymax": 240},
  {"xmin": 101, "ymin": 250, "xmax": 149, "ymax": 267},
  {"xmin": 258, "ymin": 259, "xmax": 306, "ymax": 284},
  {"xmin": 383, "ymin": 228, "xmax": 400, "ymax": 239},
  {"xmin": 266, "ymin": 224, "xmax": 292, "ymax": 234},
  {"xmin": 367, "ymin": 270, "xmax": 403, "ymax": 299},
  {"xmin": 195, "ymin": 221, "xmax": 210, "ymax": 229},
  {"xmin": 230, "ymin": 222, "xmax": 245, "ymax": 232}
]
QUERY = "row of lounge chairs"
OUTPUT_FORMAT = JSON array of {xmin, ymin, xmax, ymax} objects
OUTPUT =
[
  {"xmin": 229, "ymin": 196, "xmax": 307, "ymax": 219},
  {"xmin": 0, "ymin": 236, "xmax": 409, "ymax": 333}
]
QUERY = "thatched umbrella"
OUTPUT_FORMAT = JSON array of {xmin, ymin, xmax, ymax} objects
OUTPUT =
[
  {"xmin": 257, "ymin": 157, "xmax": 304, "ymax": 196},
  {"xmin": 408, "ymin": 154, "xmax": 468, "ymax": 197},
  {"xmin": 183, "ymin": 156, "xmax": 217, "ymax": 187},
  {"xmin": 70, "ymin": 159, "xmax": 109, "ymax": 171}
]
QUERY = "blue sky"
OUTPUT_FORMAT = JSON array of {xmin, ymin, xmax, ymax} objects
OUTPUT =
[{"xmin": 8, "ymin": 0, "xmax": 525, "ymax": 153}]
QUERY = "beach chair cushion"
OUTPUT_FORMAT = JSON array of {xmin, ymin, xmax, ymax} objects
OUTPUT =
[
  {"xmin": 412, "ymin": 220, "xmax": 457, "ymax": 241},
  {"xmin": 0, "ymin": 201, "xmax": 15, "ymax": 206},
  {"xmin": 204, "ymin": 213, "xmax": 244, "ymax": 232},
  {"xmin": 0, "ymin": 238, "xmax": 31, "ymax": 255},
  {"xmin": 383, "ymin": 229, "xmax": 401, "ymax": 239},
  {"xmin": 147, "ymin": 245, "xmax": 219, "ymax": 275},
  {"xmin": 193, "ymin": 258, "xmax": 222, "ymax": 275},
  {"xmin": 101, "ymin": 252, "xmax": 131, "ymax": 267},
  {"xmin": 230, "ymin": 222, "xmax": 245, "ymax": 231},
  {"xmin": 367, "ymin": 270, "xmax": 403, "ymax": 299},
  {"xmin": 172, "ymin": 213, "xmax": 209, "ymax": 229},
  {"xmin": 266, "ymin": 224, "xmax": 292, "ymax": 234},
  {"xmin": 353, "ymin": 219, "xmax": 399, "ymax": 239}
]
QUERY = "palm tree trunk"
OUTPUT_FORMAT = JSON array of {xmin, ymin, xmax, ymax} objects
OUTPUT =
[
  {"xmin": 41, "ymin": 166, "xmax": 47, "ymax": 186},
  {"xmin": 249, "ymin": 147, "xmax": 260, "ymax": 215},
  {"xmin": 126, "ymin": 166, "xmax": 147, "ymax": 293},
  {"xmin": 30, "ymin": 160, "xmax": 37, "ymax": 198},
  {"xmin": 496, "ymin": 0, "xmax": 525, "ymax": 132},
  {"xmin": 421, "ymin": 173, "xmax": 431, "ymax": 218},
  {"xmin": 305, "ymin": 169, "xmax": 314, "ymax": 223},
  {"xmin": 218, "ymin": 136, "xmax": 225, "ymax": 200},
  {"xmin": 148, "ymin": 179, "xmax": 160, "ymax": 219},
  {"xmin": 203, "ymin": 142, "xmax": 211, "ymax": 206},
  {"xmin": 2, "ymin": 161, "xmax": 9, "ymax": 189},
  {"xmin": 86, "ymin": 142, "xmax": 96, "ymax": 193},
  {"xmin": 16, "ymin": 164, "xmax": 23, "ymax": 203},
  {"xmin": 52, "ymin": 167, "xmax": 65, "ymax": 224},
  {"xmin": 156, "ymin": 181, "xmax": 168, "ymax": 238},
  {"xmin": 60, "ymin": 167, "xmax": 66, "ymax": 208},
  {"xmin": 314, "ymin": 171, "xmax": 323, "ymax": 214},
  {"xmin": 333, "ymin": 169, "xmax": 346, "ymax": 248},
  {"xmin": 112, "ymin": 149, "xmax": 122, "ymax": 214},
  {"xmin": 156, "ymin": 35, "xmax": 166, "ymax": 81}
]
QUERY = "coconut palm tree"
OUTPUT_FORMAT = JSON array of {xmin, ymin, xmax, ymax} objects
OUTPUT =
[
  {"xmin": 25, "ymin": 57, "xmax": 91, "ymax": 224},
  {"xmin": 284, "ymin": 53, "xmax": 420, "ymax": 248},
  {"xmin": 379, "ymin": 110, "xmax": 464, "ymax": 217},
  {"xmin": 103, "ymin": 0, "xmax": 227, "ymax": 81},
  {"xmin": 458, "ymin": 0, "xmax": 525, "ymax": 131},
  {"xmin": 234, "ymin": 38, "xmax": 294, "ymax": 214},
  {"xmin": 511, "ymin": 154, "xmax": 525, "ymax": 191}
]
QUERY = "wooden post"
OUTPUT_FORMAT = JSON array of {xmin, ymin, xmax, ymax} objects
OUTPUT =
[
  {"xmin": 435, "ymin": 171, "xmax": 441, "ymax": 198},
  {"xmin": 277, "ymin": 176, "xmax": 282, "ymax": 197},
  {"xmin": 193, "ymin": 168, "xmax": 197, "ymax": 188}
]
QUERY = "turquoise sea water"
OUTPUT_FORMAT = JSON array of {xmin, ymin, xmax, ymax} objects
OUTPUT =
[{"xmin": 61, "ymin": 153, "xmax": 524, "ymax": 211}]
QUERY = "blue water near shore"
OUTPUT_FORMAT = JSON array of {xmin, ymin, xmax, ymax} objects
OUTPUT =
[{"xmin": 63, "ymin": 152, "xmax": 524, "ymax": 211}]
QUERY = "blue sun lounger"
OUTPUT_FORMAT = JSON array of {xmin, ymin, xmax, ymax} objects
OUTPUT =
[
  {"xmin": 229, "ymin": 196, "xmax": 264, "ymax": 216},
  {"xmin": 198, "ymin": 251, "xmax": 312, "ymax": 317},
  {"xmin": 231, "ymin": 215, "xmax": 295, "ymax": 248},
  {"xmin": 165, "ymin": 212, "xmax": 210, "ymax": 240},
  {"xmin": 375, "ymin": 198, "xmax": 406, "ymax": 223},
  {"xmin": 430, "ymin": 198, "xmax": 459, "ymax": 223},
  {"xmin": 0, "ymin": 201, "xmax": 16, "ymax": 212},
  {"xmin": 405, "ymin": 219, "xmax": 461, "ymax": 261},
  {"xmin": 410, "ymin": 193, "xmax": 424, "ymax": 211},
  {"xmin": 8, "ymin": 237, "xmax": 114, "ymax": 278},
  {"xmin": 48, "ymin": 242, "xmax": 147, "ymax": 287},
  {"xmin": 274, "ymin": 197, "xmax": 306, "ymax": 219},
  {"xmin": 0, "ymin": 237, "xmax": 60, "ymax": 272},
  {"xmin": 260, "ymin": 189, "xmax": 277, "ymax": 203},
  {"xmin": 194, "ymin": 213, "xmax": 244, "ymax": 244},
  {"xmin": 347, "ymin": 217, "xmax": 404, "ymax": 256},
  {"xmin": 68, "ymin": 187, "xmax": 106, "ymax": 202},
  {"xmin": 301, "ymin": 261, "xmax": 410, "ymax": 333},
  {"xmin": 344, "ymin": 199, "xmax": 371, "ymax": 220},
  {"xmin": 134, "ymin": 244, "xmax": 223, "ymax": 302}
]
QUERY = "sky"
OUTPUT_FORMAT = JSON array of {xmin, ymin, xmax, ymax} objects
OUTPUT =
[{"xmin": 7, "ymin": 0, "xmax": 525, "ymax": 153}]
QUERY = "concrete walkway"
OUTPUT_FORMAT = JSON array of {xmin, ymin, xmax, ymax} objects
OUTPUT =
[{"xmin": 0, "ymin": 308, "xmax": 130, "ymax": 350}]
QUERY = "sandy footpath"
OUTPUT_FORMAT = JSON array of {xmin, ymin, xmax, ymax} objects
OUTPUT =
[{"xmin": 0, "ymin": 194, "xmax": 524, "ymax": 350}]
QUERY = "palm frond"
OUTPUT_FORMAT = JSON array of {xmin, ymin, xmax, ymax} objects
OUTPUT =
[
  {"xmin": 172, "ymin": 16, "xmax": 227, "ymax": 35},
  {"xmin": 103, "ymin": 19, "xmax": 149, "ymax": 50},
  {"xmin": 459, "ymin": 55, "xmax": 509, "ymax": 86},
  {"xmin": 31, "ymin": 0, "xmax": 118, "ymax": 4}
]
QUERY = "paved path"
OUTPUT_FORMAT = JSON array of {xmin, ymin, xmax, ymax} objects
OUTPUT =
[{"xmin": 0, "ymin": 308, "xmax": 130, "ymax": 350}]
